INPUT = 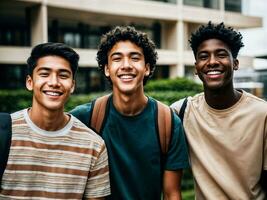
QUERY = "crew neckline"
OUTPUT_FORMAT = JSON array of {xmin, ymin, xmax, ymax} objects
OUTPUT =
[{"xmin": 23, "ymin": 108, "xmax": 73, "ymax": 137}]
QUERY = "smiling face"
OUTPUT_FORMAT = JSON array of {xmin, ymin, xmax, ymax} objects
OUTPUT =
[
  {"xmin": 26, "ymin": 55, "xmax": 75, "ymax": 112},
  {"xmin": 104, "ymin": 40, "xmax": 150, "ymax": 95},
  {"xmin": 195, "ymin": 38, "xmax": 239, "ymax": 91}
]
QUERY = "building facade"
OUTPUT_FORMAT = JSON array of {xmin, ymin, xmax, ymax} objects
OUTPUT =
[{"xmin": 0, "ymin": 0, "xmax": 262, "ymax": 93}]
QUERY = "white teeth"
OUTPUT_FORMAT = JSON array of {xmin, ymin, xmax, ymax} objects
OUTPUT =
[
  {"xmin": 120, "ymin": 75, "xmax": 134, "ymax": 79},
  {"xmin": 207, "ymin": 71, "xmax": 221, "ymax": 75},
  {"xmin": 45, "ymin": 92, "xmax": 60, "ymax": 96}
]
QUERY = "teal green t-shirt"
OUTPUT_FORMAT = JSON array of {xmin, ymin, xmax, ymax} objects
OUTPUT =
[{"xmin": 71, "ymin": 96, "xmax": 189, "ymax": 200}]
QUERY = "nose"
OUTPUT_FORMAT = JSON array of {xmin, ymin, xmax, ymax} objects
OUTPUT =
[
  {"xmin": 121, "ymin": 58, "xmax": 132, "ymax": 69},
  {"xmin": 48, "ymin": 74, "xmax": 60, "ymax": 87},
  {"xmin": 207, "ymin": 55, "xmax": 219, "ymax": 67}
]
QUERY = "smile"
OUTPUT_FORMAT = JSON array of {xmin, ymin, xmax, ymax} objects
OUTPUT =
[
  {"xmin": 118, "ymin": 74, "xmax": 136, "ymax": 80},
  {"xmin": 43, "ymin": 91, "xmax": 63, "ymax": 96},
  {"xmin": 206, "ymin": 70, "xmax": 222, "ymax": 75}
]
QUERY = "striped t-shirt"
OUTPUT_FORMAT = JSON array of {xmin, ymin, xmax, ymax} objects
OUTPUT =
[{"xmin": 0, "ymin": 109, "xmax": 110, "ymax": 200}]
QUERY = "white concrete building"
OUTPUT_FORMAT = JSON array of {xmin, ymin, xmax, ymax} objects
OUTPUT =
[{"xmin": 0, "ymin": 0, "xmax": 262, "ymax": 93}]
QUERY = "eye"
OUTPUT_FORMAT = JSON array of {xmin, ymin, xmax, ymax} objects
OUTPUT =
[
  {"xmin": 59, "ymin": 73, "xmax": 71, "ymax": 79},
  {"xmin": 131, "ymin": 56, "xmax": 140, "ymax": 62},
  {"xmin": 198, "ymin": 53, "xmax": 208, "ymax": 60},
  {"xmin": 39, "ymin": 72, "xmax": 49, "ymax": 77},
  {"xmin": 217, "ymin": 52, "xmax": 228, "ymax": 58},
  {"xmin": 112, "ymin": 56, "xmax": 121, "ymax": 62}
]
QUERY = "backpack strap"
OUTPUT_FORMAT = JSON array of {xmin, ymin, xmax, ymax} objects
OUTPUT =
[
  {"xmin": 90, "ymin": 96, "xmax": 173, "ymax": 155},
  {"xmin": 90, "ymin": 94, "xmax": 110, "ymax": 134},
  {"xmin": 178, "ymin": 97, "xmax": 188, "ymax": 123},
  {"xmin": 0, "ymin": 113, "xmax": 12, "ymax": 183},
  {"xmin": 156, "ymin": 101, "xmax": 173, "ymax": 155}
]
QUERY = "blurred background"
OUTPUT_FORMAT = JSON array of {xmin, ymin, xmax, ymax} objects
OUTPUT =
[
  {"xmin": 1, "ymin": 0, "xmax": 267, "ymax": 199},
  {"xmin": 0, "ymin": 0, "xmax": 266, "ymax": 99}
]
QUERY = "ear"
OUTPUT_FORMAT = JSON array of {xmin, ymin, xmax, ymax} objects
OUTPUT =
[
  {"xmin": 70, "ymin": 80, "xmax": 75, "ymax": 94},
  {"xmin": 194, "ymin": 62, "xmax": 198, "ymax": 75},
  {"xmin": 233, "ymin": 59, "xmax": 239, "ymax": 70},
  {"xmin": 145, "ymin": 63, "xmax": 150, "ymax": 77},
  {"xmin": 104, "ymin": 64, "xmax": 110, "ymax": 77},
  {"xmin": 26, "ymin": 75, "xmax": 33, "ymax": 91}
]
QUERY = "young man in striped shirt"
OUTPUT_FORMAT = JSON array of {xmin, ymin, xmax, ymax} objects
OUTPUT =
[{"xmin": 0, "ymin": 42, "xmax": 110, "ymax": 199}]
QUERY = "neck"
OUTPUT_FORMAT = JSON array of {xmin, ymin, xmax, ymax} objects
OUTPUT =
[
  {"xmin": 28, "ymin": 107, "xmax": 69, "ymax": 131},
  {"xmin": 204, "ymin": 85, "xmax": 242, "ymax": 109},
  {"xmin": 112, "ymin": 91, "xmax": 148, "ymax": 116}
]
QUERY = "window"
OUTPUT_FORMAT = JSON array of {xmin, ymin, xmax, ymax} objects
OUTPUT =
[
  {"xmin": 183, "ymin": 0, "xmax": 219, "ymax": 9},
  {"xmin": 0, "ymin": 65, "xmax": 27, "ymax": 89},
  {"xmin": 74, "ymin": 68, "xmax": 109, "ymax": 93},
  {"xmin": 48, "ymin": 20, "xmax": 110, "ymax": 49},
  {"xmin": 151, "ymin": 65, "xmax": 170, "ymax": 80},
  {"xmin": 225, "ymin": 0, "xmax": 241, "ymax": 12}
]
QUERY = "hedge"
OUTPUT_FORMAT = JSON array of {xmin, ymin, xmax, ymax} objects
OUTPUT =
[{"xmin": 0, "ymin": 77, "xmax": 202, "ymax": 113}]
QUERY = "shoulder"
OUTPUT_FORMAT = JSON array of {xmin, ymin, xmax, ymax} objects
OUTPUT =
[
  {"xmin": 70, "ymin": 103, "xmax": 92, "ymax": 115},
  {"xmin": 170, "ymin": 93, "xmax": 203, "ymax": 113},
  {"xmin": 243, "ymin": 91, "xmax": 267, "ymax": 104},
  {"xmin": 70, "ymin": 103, "xmax": 93, "ymax": 125},
  {"xmin": 71, "ymin": 115, "xmax": 105, "ymax": 146},
  {"xmin": 242, "ymin": 91, "xmax": 267, "ymax": 117},
  {"xmin": 242, "ymin": 91, "xmax": 267, "ymax": 112},
  {"xmin": 11, "ymin": 109, "xmax": 26, "ymax": 122}
]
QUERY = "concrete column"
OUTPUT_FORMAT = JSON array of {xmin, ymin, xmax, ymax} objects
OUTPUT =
[
  {"xmin": 219, "ymin": 0, "xmax": 225, "ymax": 20},
  {"xmin": 176, "ymin": 20, "xmax": 185, "ymax": 77},
  {"xmin": 30, "ymin": 3, "xmax": 48, "ymax": 46}
]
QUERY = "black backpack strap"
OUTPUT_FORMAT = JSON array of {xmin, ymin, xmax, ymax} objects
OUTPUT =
[
  {"xmin": 89, "ymin": 94, "xmax": 111, "ymax": 135},
  {"xmin": 0, "ymin": 113, "xmax": 12, "ymax": 183},
  {"xmin": 178, "ymin": 97, "xmax": 188, "ymax": 123}
]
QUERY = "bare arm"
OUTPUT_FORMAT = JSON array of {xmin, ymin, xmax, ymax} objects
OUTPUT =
[{"xmin": 163, "ymin": 170, "xmax": 183, "ymax": 200}]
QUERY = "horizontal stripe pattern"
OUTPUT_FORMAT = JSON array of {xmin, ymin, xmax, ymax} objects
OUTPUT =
[{"xmin": 1, "ymin": 110, "xmax": 110, "ymax": 199}]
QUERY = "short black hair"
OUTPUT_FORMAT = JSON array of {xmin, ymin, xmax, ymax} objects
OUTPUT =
[
  {"xmin": 189, "ymin": 21, "xmax": 244, "ymax": 59},
  {"xmin": 96, "ymin": 26, "xmax": 158, "ymax": 85},
  {"xmin": 27, "ymin": 42, "xmax": 79, "ymax": 78}
]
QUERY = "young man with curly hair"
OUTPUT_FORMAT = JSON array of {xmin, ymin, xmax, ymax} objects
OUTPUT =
[
  {"xmin": 171, "ymin": 22, "xmax": 267, "ymax": 199},
  {"xmin": 0, "ymin": 43, "xmax": 110, "ymax": 199},
  {"xmin": 71, "ymin": 26, "xmax": 189, "ymax": 200}
]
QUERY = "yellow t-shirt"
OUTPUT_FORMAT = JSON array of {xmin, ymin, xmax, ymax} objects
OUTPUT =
[{"xmin": 171, "ymin": 91, "xmax": 267, "ymax": 200}]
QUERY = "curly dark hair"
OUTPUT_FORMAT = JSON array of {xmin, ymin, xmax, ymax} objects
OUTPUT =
[
  {"xmin": 96, "ymin": 26, "xmax": 158, "ymax": 85},
  {"xmin": 189, "ymin": 21, "xmax": 244, "ymax": 59},
  {"xmin": 27, "ymin": 42, "xmax": 79, "ymax": 78}
]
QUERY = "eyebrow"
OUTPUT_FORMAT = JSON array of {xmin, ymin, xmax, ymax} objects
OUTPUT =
[
  {"xmin": 197, "ymin": 48, "xmax": 229, "ymax": 54},
  {"xmin": 110, "ymin": 51, "xmax": 143, "ymax": 57},
  {"xmin": 36, "ymin": 67, "xmax": 72, "ymax": 74}
]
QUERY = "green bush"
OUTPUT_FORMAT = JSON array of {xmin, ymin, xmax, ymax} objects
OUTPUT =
[
  {"xmin": 0, "ymin": 90, "xmax": 109, "ymax": 113},
  {"xmin": 1, "ymin": 77, "xmax": 202, "ymax": 112},
  {"xmin": 145, "ymin": 77, "xmax": 202, "ymax": 93},
  {"xmin": 145, "ymin": 77, "xmax": 202, "ymax": 105},
  {"xmin": 65, "ymin": 92, "xmax": 109, "ymax": 111},
  {"xmin": 0, "ymin": 90, "xmax": 32, "ymax": 113}
]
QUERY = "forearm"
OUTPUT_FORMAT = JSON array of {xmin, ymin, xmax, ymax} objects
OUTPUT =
[
  {"xmin": 163, "ymin": 191, "xmax": 182, "ymax": 200},
  {"xmin": 163, "ymin": 170, "xmax": 183, "ymax": 200}
]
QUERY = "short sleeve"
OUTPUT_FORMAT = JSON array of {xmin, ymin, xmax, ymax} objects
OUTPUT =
[
  {"xmin": 164, "ymin": 113, "xmax": 190, "ymax": 170},
  {"xmin": 84, "ymin": 142, "xmax": 111, "ymax": 198}
]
